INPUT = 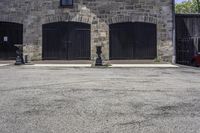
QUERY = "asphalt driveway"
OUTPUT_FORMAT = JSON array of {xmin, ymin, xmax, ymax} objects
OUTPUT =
[{"xmin": 0, "ymin": 65, "xmax": 200, "ymax": 133}]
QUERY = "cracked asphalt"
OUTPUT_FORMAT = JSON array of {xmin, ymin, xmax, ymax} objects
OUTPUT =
[{"xmin": 0, "ymin": 65, "xmax": 200, "ymax": 133}]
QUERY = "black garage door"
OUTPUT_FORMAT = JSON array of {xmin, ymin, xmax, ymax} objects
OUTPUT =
[
  {"xmin": 109, "ymin": 22, "xmax": 157, "ymax": 60},
  {"xmin": 42, "ymin": 22, "xmax": 91, "ymax": 60},
  {"xmin": 0, "ymin": 22, "xmax": 23, "ymax": 59}
]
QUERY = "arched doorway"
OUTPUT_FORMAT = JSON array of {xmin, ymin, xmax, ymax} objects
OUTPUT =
[
  {"xmin": 42, "ymin": 22, "xmax": 91, "ymax": 60},
  {"xmin": 109, "ymin": 22, "xmax": 157, "ymax": 60},
  {"xmin": 0, "ymin": 22, "xmax": 23, "ymax": 59}
]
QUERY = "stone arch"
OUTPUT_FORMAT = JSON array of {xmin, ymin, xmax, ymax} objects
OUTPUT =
[
  {"xmin": 108, "ymin": 14, "xmax": 158, "ymax": 25},
  {"xmin": 41, "ymin": 20, "xmax": 92, "ymax": 60},
  {"xmin": 108, "ymin": 15, "xmax": 170, "ymax": 62},
  {"xmin": 106, "ymin": 15, "xmax": 159, "ymax": 61},
  {"xmin": 0, "ymin": 15, "xmax": 24, "ymax": 24},
  {"xmin": 30, "ymin": 13, "xmax": 95, "ymax": 61},
  {"xmin": 42, "ymin": 14, "xmax": 93, "ymax": 25}
]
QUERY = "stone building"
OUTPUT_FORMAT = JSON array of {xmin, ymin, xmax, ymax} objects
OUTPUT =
[{"xmin": 0, "ymin": 0, "xmax": 175, "ymax": 63}]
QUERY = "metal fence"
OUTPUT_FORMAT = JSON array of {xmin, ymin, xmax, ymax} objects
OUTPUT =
[{"xmin": 176, "ymin": 14, "xmax": 200, "ymax": 65}]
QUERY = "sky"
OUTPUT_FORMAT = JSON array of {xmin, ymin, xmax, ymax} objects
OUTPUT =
[{"xmin": 176, "ymin": 0, "xmax": 187, "ymax": 3}]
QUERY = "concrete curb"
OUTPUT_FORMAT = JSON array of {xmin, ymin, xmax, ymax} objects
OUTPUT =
[
  {"xmin": 110, "ymin": 64, "xmax": 179, "ymax": 68},
  {"xmin": 32, "ymin": 64, "xmax": 92, "ymax": 67},
  {"xmin": 19, "ymin": 64, "xmax": 179, "ymax": 68},
  {"xmin": 0, "ymin": 64, "xmax": 9, "ymax": 67}
]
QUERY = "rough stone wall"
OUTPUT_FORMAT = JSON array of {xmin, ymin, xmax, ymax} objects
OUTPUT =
[{"xmin": 0, "ymin": 0, "xmax": 174, "ymax": 62}]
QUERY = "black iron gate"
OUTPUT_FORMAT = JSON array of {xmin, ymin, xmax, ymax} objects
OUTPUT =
[
  {"xmin": 0, "ymin": 22, "xmax": 23, "ymax": 59},
  {"xmin": 109, "ymin": 22, "xmax": 157, "ymax": 60},
  {"xmin": 176, "ymin": 14, "xmax": 200, "ymax": 65},
  {"xmin": 176, "ymin": 38, "xmax": 195, "ymax": 65},
  {"xmin": 42, "ymin": 22, "xmax": 91, "ymax": 60}
]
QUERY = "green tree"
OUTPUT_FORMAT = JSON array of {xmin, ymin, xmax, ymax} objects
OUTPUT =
[
  {"xmin": 175, "ymin": 0, "xmax": 200, "ymax": 13},
  {"xmin": 197, "ymin": 0, "xmax": 200, "ymax": 12}
]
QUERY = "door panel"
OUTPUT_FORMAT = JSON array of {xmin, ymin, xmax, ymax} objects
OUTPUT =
[
  {"xmin": 109, "ymin": 22, "xmax": 157, "ymax": 60},
  {"xmin": 68, "ymin": 28, "xmax": 90, "ymax": 60},
  {"xmin": 43, "ymin": 28, "xmax": 62, "ymax": 59},
  {"xmin": 0, "ymin": 22, "xmax": 23, "ymax": 59},
  {"xmin": 110, "ymin": 23, "xmax": 134, "ymax": 59},
  {"xmin": 134, "ymin": 22, "xmax": 157, "ymax": 59},
  {"xmin": 42, "ymin": 22, "xmax": 91, "ymax": 60}
]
